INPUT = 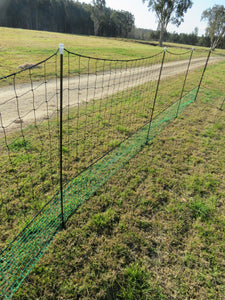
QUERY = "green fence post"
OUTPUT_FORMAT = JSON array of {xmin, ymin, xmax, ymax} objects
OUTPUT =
[
  {"xmin": 194, "ymin": 48, "xmax": 212, "ymax": 102},
  {"xmin": 59, "ymin": 43, "xmax": 65, "ymax": 229},
  {"xmin": 146, "ymin": 47, "xmax": 167, "ymax": 144},
  {"xmin": 176, "ymin": 47, "xmax": 194, "ymax": 118}
]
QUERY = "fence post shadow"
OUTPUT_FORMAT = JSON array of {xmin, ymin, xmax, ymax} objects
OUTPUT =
[{"xmin": 219, "ymin": 96, "xmax": 225, "ymax": 111}]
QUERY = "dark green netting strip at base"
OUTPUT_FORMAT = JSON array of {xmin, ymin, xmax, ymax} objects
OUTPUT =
[{"xmin": 0, "ymin": 87, "xmax": 197, "ymax": 299}]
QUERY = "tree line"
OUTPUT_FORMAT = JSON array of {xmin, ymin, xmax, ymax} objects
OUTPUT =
[
  {"xmin": 0, "ymin": 0, "xmax": 134, "ymax": 38},
  {"xmin": 0, "ymin": 0, "xmax": 224, "ymax": 49},
  {"xmin": 134, "ymin": 27, "xmax": 225, "ymax": 49}
]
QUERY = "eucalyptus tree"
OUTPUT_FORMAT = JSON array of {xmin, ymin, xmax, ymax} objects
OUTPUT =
[
  {"xmin": 91, "ymin": 0, "xmax": 107, "ymax": 36},
  {"xmin": 142, "ymin": 0, "xmax": 193, "ymax": 46},
  {"xmin": 201, "ymin": 5, "xmax": 225, "ymax": 50}
]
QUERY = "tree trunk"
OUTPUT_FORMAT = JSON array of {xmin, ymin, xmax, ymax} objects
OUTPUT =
[
  {"xmin": 159, "ymin": 27, "xmax": 164, "ymax": 47},
  {"xmin": 94, "ymin": 19, "xmax": 100, "ymax": 35},
  {"xmin": 211, "ymin": 37, "xmax": 219, "ymax": 50}
]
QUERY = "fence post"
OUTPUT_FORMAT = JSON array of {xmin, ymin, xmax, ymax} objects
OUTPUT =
[
  {"xmin": 146, "ymin": 47, "xmax": 166, "ymax": 144},
  {"xmin": 175, "ymin": 48, "xmax": 194, "ymax": 118},
  {"xmin": 59, "ymin": 43, "xmax": 65, "ymax": 229},
  {"xmin": 194, "ymin": 48, "xmax": 212, "ymax": 102}
]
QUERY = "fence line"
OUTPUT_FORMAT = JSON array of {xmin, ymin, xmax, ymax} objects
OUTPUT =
[{"xmin": 0, "ymin": 45, "xmax": 221, "ymax": 299}]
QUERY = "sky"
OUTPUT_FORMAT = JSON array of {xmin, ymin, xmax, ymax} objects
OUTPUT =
[{"xmin": 80, "ymin": 0, "xmax": 225, "ymax": 36}]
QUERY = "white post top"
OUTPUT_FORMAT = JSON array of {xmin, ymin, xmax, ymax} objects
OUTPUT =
[
  {"xmin": 164, "ymin": 47, "xmax": 167, "ymax": 52},
  {"xmin": 59, "ymin": 43, "xmax": 64, "ymax": 55}
]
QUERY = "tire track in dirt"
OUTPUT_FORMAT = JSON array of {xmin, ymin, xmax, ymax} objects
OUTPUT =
[{"xmin": 0, "ymin": 56, "xmax": 224, "ymax": 135}]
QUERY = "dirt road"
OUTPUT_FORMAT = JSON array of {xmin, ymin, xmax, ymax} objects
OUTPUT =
[{"xmin": 0, "ymin": 55, "xmax": 224, "ymax": 134}]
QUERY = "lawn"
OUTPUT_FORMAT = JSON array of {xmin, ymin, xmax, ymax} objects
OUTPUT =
[
  {"xmin": 0, "ymin": 27, "xmax": 161, "ymax": 77},
  {"xmin": 0, "ymin": 28, "xmax": 224, "ymax": 299},
  {"xmin": 12, "ymin": 60, "xmax": 225, "ymax": 299},
  {"xmin": 1, "ymin": 26, "xmax": 225, "ymax": 78}
]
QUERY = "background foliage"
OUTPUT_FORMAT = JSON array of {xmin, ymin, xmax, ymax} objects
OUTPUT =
[{"xmin": 0, "ymin": 0, "xmax": 224, "ymax": 48}]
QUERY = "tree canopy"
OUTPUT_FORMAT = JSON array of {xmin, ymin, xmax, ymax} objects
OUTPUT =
[
  {"xmin": 0, "ymin": 0, "xmax": 134, "ymax": 38},
  {"xmin": 1, "ymin": 0, "xmax": 225, "ymax": 49},
  {"xmin": 143, "ymin": 0, "xmax": 193, "ymax": 46},
  {"xmin": 201, "ymin": 5, "xmax": 225, "ymax": 50}
]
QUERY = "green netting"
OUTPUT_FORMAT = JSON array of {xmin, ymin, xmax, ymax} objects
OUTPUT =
[{"xmin": 0, "ymin": 87, "xmax": 197, "ymax": 299}]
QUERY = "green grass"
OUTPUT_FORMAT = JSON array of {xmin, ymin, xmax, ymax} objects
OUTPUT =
[
  {"xmin": 0, "ymin": 28, "xmax": 224, "ymax": 299},
  {"xmin": 12, "ymin": 80, "xmax": 225, "ymax": 299},
  {"xmin": 0, "ymin": 27, "xmax": 161, "ymax": 77},
  {"xmin": 1, "ymin": 26, "xmax": 225, "ymax": 82},
  {"xmin": 1, "ymin": 57, "xmax": 217, "ymax": 249},
  {"xmin": 9, "ymin": 59, "xmax": 224, "ymax": 299}
]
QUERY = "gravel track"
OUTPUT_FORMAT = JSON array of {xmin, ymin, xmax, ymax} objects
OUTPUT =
[{"xmin": 0, "ymin": 55, "xmax": 224, "ymax": 135}]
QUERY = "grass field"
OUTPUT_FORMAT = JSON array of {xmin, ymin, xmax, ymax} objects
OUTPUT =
[
  {"xmin": 1, "ymin": 26, "xmax": 225, "ymax": 78},
  {"xmin": 0, "ymin": 28, "xmax": 225, "ymax": 299},
  {"xmin": 10, "ymin": 60, "xmax": 225, "ymax": 299},
  {"xmin": 0, "ymin": 27, "xmax": 161, "ymax": 77}
]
